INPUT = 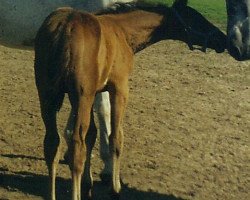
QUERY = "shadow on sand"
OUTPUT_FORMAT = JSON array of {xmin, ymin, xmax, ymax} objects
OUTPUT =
[
  {"xmin": 0, "ymin": 154, "xmax": 184, "ymax": 200},
  {"xmin": 1, "ymin": 154, "xmax": 67, "ymax": 165}
]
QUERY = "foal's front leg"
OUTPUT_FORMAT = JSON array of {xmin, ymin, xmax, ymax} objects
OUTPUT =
[
  {"xmin": 93, "ymin": 92, "xmax": 112, "ymax": 182},
  {"xmin": 64, "ymin": 109, "xmax": 74, "ymax": 158},
  {"xmin": 109, "ymin": 85, "xmax": 128, "ymax": 198}
]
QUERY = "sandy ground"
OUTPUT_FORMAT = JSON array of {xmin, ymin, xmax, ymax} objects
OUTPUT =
[{"xmin": 0, "ymin": 40, "xmax": 249, "ymax": 200}]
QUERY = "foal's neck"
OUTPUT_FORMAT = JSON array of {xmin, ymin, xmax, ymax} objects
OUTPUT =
[{"xmin": 115, "ymin": 11, "xmax": 165, "ymax": 53}]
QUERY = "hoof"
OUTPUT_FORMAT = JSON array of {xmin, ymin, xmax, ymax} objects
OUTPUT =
[
  {"xmin": 83, "ymin": 191, "xmax": 92, "ymax": 200},
  {"xmin": 82, "ymin": 182, "xmax": 93, "ymax": 200},
  {"xmin": 100, "ymin": 172, "xmax": 112, "ymax": 184},
  {"xmin": 109, "ymin": 190, "xmax": 120, "ymax": 200}
]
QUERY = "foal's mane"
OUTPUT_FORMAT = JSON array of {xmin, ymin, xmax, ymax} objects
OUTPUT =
[{"xmin": 95, "ymin": 1, "xmax": 170, "ymax": 15}]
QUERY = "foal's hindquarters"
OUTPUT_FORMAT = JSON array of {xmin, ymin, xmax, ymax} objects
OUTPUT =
[{"xmin": 34, "ymin": 8, "xmax": 132, "ymax": 200}]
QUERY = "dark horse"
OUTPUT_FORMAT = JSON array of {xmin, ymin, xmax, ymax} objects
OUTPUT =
[
  {"xmin": 226, "ymin": 0, "xmax": 250, "ymax": 60},
  {"xmin": 34, "ymin": 0, "xmax": 226, "ymax": 199}
]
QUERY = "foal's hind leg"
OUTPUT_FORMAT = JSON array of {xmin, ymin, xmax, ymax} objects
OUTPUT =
[
  {"xmin": 82, "ymin": 110, "xmax": 97, "ymax": 199},
  {"xmin": 39, "ymin": 92, "xmax": 64, "ymax": 200},
  {"xmin": 68, "ymin": 92, "xmax": 95, "ymax": 200},
  {"xmin": 64, "ymin": 104, "xmax": 97, "ymax": 199}
]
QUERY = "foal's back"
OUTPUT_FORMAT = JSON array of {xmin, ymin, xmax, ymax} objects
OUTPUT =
[{"xmin": 35, "ymin": 7, "xmax": 133, "ymax": 94}]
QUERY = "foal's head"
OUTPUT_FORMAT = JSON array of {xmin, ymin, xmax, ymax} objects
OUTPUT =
[
  {"xmin": 162, "ymin": 0, "xmax": 226, "ymax": 53},
  {"xmin": 226, "ymin": 0, "xmax": 250, "ymax": 60},
  {"xmin": 96, "ymin": 0, "xmax": 226, "ymax": 53}
]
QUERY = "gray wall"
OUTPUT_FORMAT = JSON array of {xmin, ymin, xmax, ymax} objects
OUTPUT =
[{"xmin": 0, "ymin": 0, "xmax": 132, "ymax": 45}]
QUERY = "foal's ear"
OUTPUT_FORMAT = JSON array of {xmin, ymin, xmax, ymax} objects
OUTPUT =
[{"xmin": 172, "ymin": 0, "xmax": 188, "ymax": 8}]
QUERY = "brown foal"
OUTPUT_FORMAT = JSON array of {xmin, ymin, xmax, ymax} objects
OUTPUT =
[{"xmin": 34, "ymin": 1, "xmax": 226, "ymax": 199}]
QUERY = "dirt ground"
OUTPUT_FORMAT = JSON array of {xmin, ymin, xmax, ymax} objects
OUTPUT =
[{"xmin": 0, "ymin": 40, "xmax": 249, "ymax": 200}]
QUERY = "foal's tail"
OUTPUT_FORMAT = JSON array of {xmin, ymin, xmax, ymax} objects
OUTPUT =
[{"xmin": 34, "ymin": 8, "xmax": 74, "ymax": 111}]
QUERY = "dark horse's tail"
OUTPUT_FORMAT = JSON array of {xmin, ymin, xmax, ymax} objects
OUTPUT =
[{"xmin": 34, "ymin": 7, "xmax": 74, "ymax": 111}]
